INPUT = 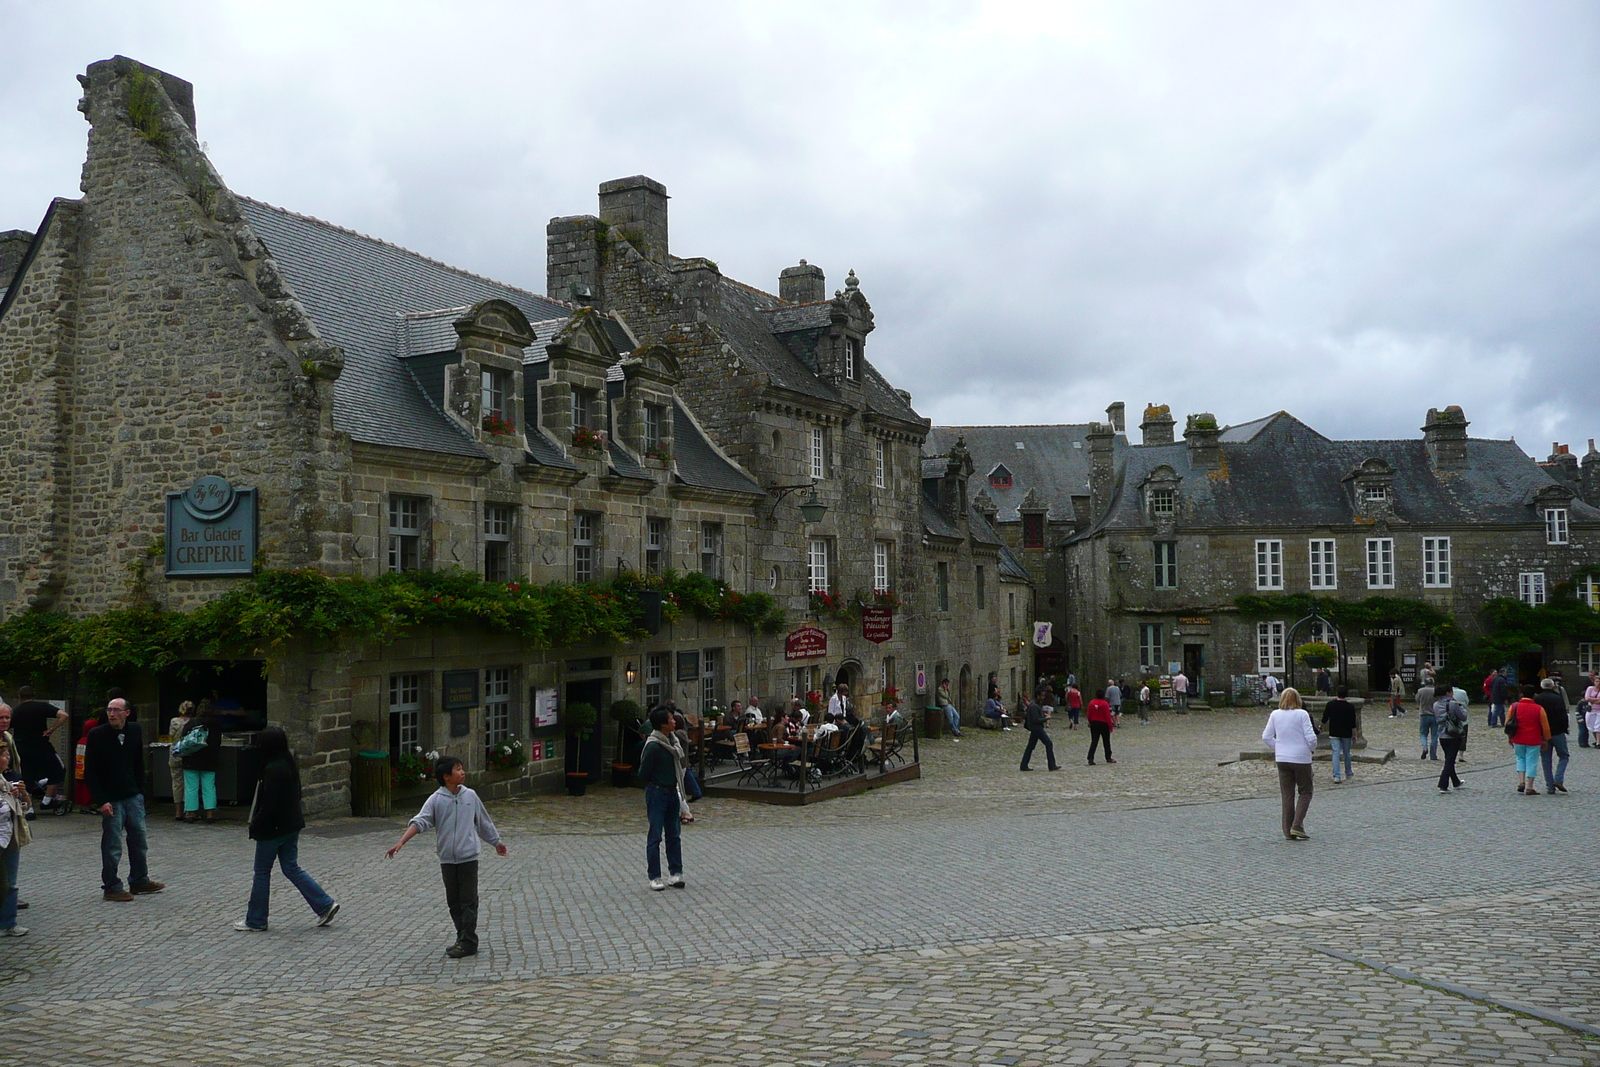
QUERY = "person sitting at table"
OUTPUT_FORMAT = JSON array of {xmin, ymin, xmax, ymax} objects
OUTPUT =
[
  {"xmin": 788, "ymin": 697, "xmax": 810, "ymax": 727},
  {"xmin": 813, "ymin": 712, "xmax": 841, "ymax": 745},
  {"xmin": 883, "ymin": 702, "xmax": 906, "ymax": 731},
  {"xmin": 777, "ymin": 711, "xmax": 802, "ymax": 744},
  {"xmin": 744, "ymin": 697, "xmax": 765, "ymax": 726},
  {"xmin": 723, "ymin": 701, "xmax": 745, "ymax": 730}
]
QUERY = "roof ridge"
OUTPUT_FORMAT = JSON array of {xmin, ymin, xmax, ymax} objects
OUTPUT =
[
  {"xmin": 720, "ymin": 274, "xmax": 783, "ymax": 303},
  {"xmin": 934, "ymin": 423, "xmax": 1095, "ymax": 430},
  {"xmin": 239, "ymin": 196, "xmax": 578, "ymax": 312}
]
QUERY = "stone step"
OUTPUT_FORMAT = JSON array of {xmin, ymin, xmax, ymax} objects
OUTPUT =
[{"xmin": 1231, "ymin": 747, "xmax": 1395, "ymax": 765}]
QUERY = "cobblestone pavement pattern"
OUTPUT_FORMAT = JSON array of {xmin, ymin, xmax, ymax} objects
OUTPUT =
[{"xmin": 5, "ymin": 710, "xmax": 1598, "ymax": 1065}]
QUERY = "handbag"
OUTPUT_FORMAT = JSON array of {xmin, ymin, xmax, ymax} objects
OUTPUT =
[
  {"xmin": 172, "ymin": 723, "xmax": 209, "ymax": 758},
  {"xmin": 1503, "ymin": 707, "xmax": 1519, "ymax": 738}
]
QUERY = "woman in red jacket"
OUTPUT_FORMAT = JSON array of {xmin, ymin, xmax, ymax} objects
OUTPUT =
[
  {"xmin": 1507, "ymin": 684, "xmax": 1550, "ymax": 795},
  {"xmin": 1086, "ymin": 689, "xmax": 1117, "ymax": 765}
]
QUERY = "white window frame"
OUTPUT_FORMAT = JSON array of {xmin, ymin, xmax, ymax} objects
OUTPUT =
[
  {"xmin": 1426, "ymin": 634, "xmax": 1449, "ymax": 669},
  {"xmin": 483, "ymin": 504, "xmax": 513, "ymax": 583},
  {"xmin": 810, "ymin": 427, "xmax": 827, "ymax": 479},
  {"xmin": 387, "ymin": 496, "xmax": 422, "ymax": 574},
  {"xmin": 1579, "ymin": 642, "xmax": 1598, "ymax": 675},
  {"xmin": 1149, "ymin": 487, "xmax": 1175, "ymax": 517},
  {"xmin": 1365, "ymin": 537, "xmax": 1395, "ymax": 589},
  {"xmin": 1257, "ymin": 621, "xmax": 1286, "ymax": 672},
  {"xmin": 808, "ymin": 538, "xmax": 830, "ymax": 593},
  {"xmin": 873, "ymin": 540, "xmax": 891, "ymax": 593},
  {"xmin": 701, "ymin": 647, "xmax": 722, "ymax": 712},
  {"xmin": 1546, "ymin": 507, "xmax": 1570, "ymax": 545},
  {"xmin": 484, "ymin": 667, "xmax": 513, "ymax": 746},
  {"xmin": 1308, "ymin": 538, "xmax": 1337, "ymax": 590},
  {"xmin": 646, "ymin": 518, "xmax": 667, "ymax": 574},
  {"xmin": 1519, "ymin": 571, "xmax": 1546, "ymax": 606},
  {"xmin": 1154, "ymin": 541, "xmax": 1177, "ymax": 589},
  {"xmin": 571, "ymin": 388, "xmax": 590, "ymax": 431},
  {"xmin": 645, "ymin": 653, "xmax": 665, "ymax": 709},
  {"xmin": 1255, "ymin": 540, "xmax": 1283, "ymax": 590},
  {"xmin": 874, "ymin": 438, "xmax": 886, "ymax": 488},
  {"xmin": 573, "ymin": 511, "xmax": 596, "ymax": 583},
  {"xmin": 1138, "ymin": 623, "xmax": 1163, "ymax": 668},
  {"xmin": 641, "ymin": 402, "xmax": 663, "ymax": 453},
  {"xmin": 389, "ymin": 673, "xmax": 422, "ymax": 750},
  {"xmin": 844, "ymin": 337, "xmax": 859, "ymax": 381},
  {"xmin": 700, "ymin": 522, "xmax": 723, "ymax": 581},
  {"xmin": 1421, "ymin": 536, "xmax": 1451, "ymax": 588},
  {"xmin": 1580, "ymin": 575, "xmax": 1600, "ymax": 610},
  {"xmin": 480, "ymin": 367, "xmax": 509, "ymax": 420}
]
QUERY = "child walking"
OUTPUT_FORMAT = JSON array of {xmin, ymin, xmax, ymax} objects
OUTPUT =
[{"xmin": 386, "ymin": 755, "xmax": 506, "ymax": 958}]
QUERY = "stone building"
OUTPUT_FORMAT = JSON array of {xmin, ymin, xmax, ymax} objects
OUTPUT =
[
  {"xmin": 0, "ymin": 57, "xmax": 1033, "ymax": 811},
  {"xmin": 941, "ymin": 403, "xmax": 1600, "ymax": 701},
  {"xmin": 546, "ymin": 178, "xmax": 1031, "ymax": 718}
]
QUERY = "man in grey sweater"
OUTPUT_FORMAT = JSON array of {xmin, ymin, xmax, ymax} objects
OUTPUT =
[{"xmin": 386, "ymin": 756, "xmax": 506, "ymax": 958}]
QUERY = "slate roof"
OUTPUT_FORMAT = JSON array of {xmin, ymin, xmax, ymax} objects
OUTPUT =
[
  {"xmin": 926, "ymin": 425, "xmax": 1121, "ymax": 522},
  {"xmin": 671, "ymin": 399, "xmax": 763, "ymax": 496},
  {"xmin": 1082, "ymin": 411, "xmax": 1600, "ymax": 536},
  {"xmin": 239, "ymin": 198, "xmax": 573, "ymax": 458},
  {"xmin": 917, "ymin": 496, "xmax": 1034, "ymax": 582}
]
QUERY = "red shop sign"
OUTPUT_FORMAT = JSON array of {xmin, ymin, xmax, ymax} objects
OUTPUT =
[
  {"xmin": 860, "ymin": 607, "xmax": 893, "ymax": 644},
  {"xmin": 785, "ymin": 625, "xmax": 829, "ymax": 660}
]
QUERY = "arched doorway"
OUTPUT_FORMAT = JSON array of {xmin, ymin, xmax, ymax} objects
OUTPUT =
[{"xmin": 835, "ymin": 659, "xmax": 864, "ymax": 707}]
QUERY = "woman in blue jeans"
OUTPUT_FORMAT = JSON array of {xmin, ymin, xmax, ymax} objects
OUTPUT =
[
  {"xmin": 234, "ymin": 727, "xmax": 339, "ymax": 931},
  {"xmin": 639, "ymin": 707, "xmax": 687, "ymax": 891}
]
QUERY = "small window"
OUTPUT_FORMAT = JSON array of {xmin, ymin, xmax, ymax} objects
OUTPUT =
[
  {"xmin": 873, "ymin": 541, "xmax": 891, "ymax": 593},
  {"xmin": 1255, "ymin": 539, "xmax": 1283, "ymax": 590},
  {"xmin": 810, "ymin": 427, "xmax": 828, "ymax": 479},
  {"xmin": 484, "ymin": 667, "xmax": 513, "ymax": 746},
  {"xmin": 809, "ymin": 538, "xmax": 830, "ymax": 593},
  {"xmin": 480, "ymin": 368, "xmax": 510, "ymax": 420},
  {"xmin": 1427, "ymin": 634, "xmax": 1449, "ymax": 669},
  {"xmin": 1257, "ymin": 621, "xmax": 1286, "ymax": 671},
  {"xmin": 1154, "ymin": 542, "xmax": 1177, "ymax": 589},
  {"xmin": 483, "ymin": 504, "xmax": 513, "ymax": 583},
  {"xmin": 1309, "ymin": 539, "xmax": 1337, "ymax": 590},
  {"xmin": 1139, "ymin": 623, "xmax": 1163, "ymax": 668},
  {"xmin": 571, "ymin": 388, "xmax": 590, "ymax": 431},
  {"xmin": 975, "ymin": 564, "xmax": 986, "ymax": 609},
  {"xmin": 645, "ymin": 653, "xmax": 665, "ymax": 709},
  {"xmin": 845, "ymin": 337, "xmax": 861, "ymax": 381},
  {"xmin": 573, "ymin": 511, "xmax": 597, "ymax": 583},
  {"xmin": 1422, "ymin": 536, "xmax": 1451, "ymax": 588},
  {"xmin": 1363, "ymin": 485, "xmax": 1390, "ymax": 502},
  {"xmin": 646, "ymin": 518, "xmax": 667, "ymax": 574},
  {"xmin": 1519, "ymin": 571, "xmax": 1546, "ymax": 606},
  {"xmin": 1007, "ymin": 590, "xmax": 1015, "ymax": 629},
  {"xmin": 1366, "ymin": 538, "xmax": 1395, "ymax": 589},
  {"xmin": 1022, "ymin": 513, "xmax": 1045, "ymax": 549},
  {"xmin": 701, "ymin": 648, "xmax": 723, "ymax": 711},
  {"xmin": 388, "ymin": 496, "xmax": 423, "ymax": 573},
  {"xmin": 936, "ymin": 561, "xmax": 950, "ymax": 611},
  {"xmin": 1579, "ymin": 642, "xmax": 1598, "ymax": 675},
  {"xmin": 1149, "ymin": 487, "xmax": 1175, "ymax": 517},
  {"xmin": 988, "ymin": 465, "xmax": 1013, "ymax": 489},
  {"xmin": 642, "ymin": 403, "xmax": 664, "ymax": 453},
  {"xmin": 389, "ymin": 672, "xmax": 422, "ymax": 753},
  {"xmin": 1546, "ymin": 508, "xmax": 1570, "ymax": 545},
  {"xmin": 1580, "ymin": 575, "xmax": 1600, "ymax": 610},
  {"xmin": 700, "ymin": 523, "xmax": 723, "ymax": 581},
  {"xmin": 874, "ymin": 438, "xmax": 887, "ymax": 489}
]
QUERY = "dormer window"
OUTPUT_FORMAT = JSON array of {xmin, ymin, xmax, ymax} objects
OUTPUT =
[
  {"xmin": 845, "ymin": 337, "xmax": 862, "ymax": 381},
  {"xmin": 1546, "ymin": 507, "xmax": 1570, "ymax": 545},
  {"xmin": 641, "ymin": 402, "xmax": 664, "ymax": 453},
  {"xmin": 572, "ymin": 388, "xmax": 591, "ymax": 431},
  {"xmin": 1022, "ymin": 513, "xmax": 1045, "ymax": 549},
  {"xmin": 480, "ymin": 368, "xmax": 510, "ymax": 420},
  {"xmin": 1363, "ymin": 485, "xmax": 1390, "ymax": 503},
  {"xmin": 989, "ymin": 464, "xmax": 1013, "ymax": 489},
  {"xmin": 1149, "ymin": 487, "xmax": 1175, "ymax": 517}
]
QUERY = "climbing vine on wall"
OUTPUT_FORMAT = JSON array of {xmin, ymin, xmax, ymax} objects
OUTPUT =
[{"xmin": 0, "ymin": 567, "xmax": 785, "ymax": 686}]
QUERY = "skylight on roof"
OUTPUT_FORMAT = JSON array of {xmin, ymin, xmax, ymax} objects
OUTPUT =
[{"xmin": 1015, "ymin": 442, "xmax": 1025, "ymax": 450}]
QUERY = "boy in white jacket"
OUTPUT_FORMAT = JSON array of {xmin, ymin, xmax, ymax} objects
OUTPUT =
[
  {"xmin": 1262, "ymin": 688, "xmax": 1318, "ymax": 841},
  {"xmin": 386, "ymin": 755, "xmax": 506, "ymax": 958}
]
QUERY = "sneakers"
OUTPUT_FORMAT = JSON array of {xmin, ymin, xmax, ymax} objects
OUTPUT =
[
  {"xmin": 1332, "ymin": 777, "xmax": 1343, "ymax": 784},
  {"xmin": 649, "ymin": 877, "xmax": 666, "ymax": 891},
  {"xmin": 445, "ymin": 942, "xmax": 477, "ymax": 958},
  {"xmin": 232, "ymin": 920, "xmax": 268, "ymax": 932},
  {"xmin": 1002, "ymin": 726, "xmax": 1013, "ymax": 731},
  {"xmin": 1288, "ymin": 828, "xmax": 1310, "ymax": 840},
  {"xmin": 0, "ymin": 926, "xmax": 26, "ymax": 937},
  {"xmin": 667, "ymin": 872, "xmax": 686, "ymax": 889},
  {"xmin": 103, "ymin": 889, "xmax": 135, "ymax": 902},
  {"xmin": 130, "ymin": 881, "xmax": 165, "ymax": 894},
  {"xmin": 317, "ymin": 902, "xmax": 340, "ymax": 927},
  {"xmin": 1438, "ymin": 787, "xmax": 1450, "ymax": 794}
]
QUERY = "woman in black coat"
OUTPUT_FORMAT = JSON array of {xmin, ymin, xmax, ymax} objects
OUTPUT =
[{"xmin": 234, "ymin": 727, "xmax": 339, "ymax": 932}]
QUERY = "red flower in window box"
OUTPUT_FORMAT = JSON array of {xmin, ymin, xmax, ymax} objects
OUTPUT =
[
  {"xmin": 571, "ymin": 425, "xmax": 604, "ymax": 450},
  {"xmin": 481, "ymin": 413, "xmax": 516, "ymax": 436}
]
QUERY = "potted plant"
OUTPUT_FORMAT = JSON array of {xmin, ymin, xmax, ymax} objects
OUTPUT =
[
  {"xmin": 565, "ymin": 701, "xmax": 598, "ymax": 796},
  {"xmin": 609, "ymin": 698, "xmax": 644, "ymax": 786},
  {"xmin": 485, "ymin": 737, "xmax": 526, "ymax": 776},
  {"xmin": 1295, "ymin": 641, "xmax": 1339, "ymax": 670}
]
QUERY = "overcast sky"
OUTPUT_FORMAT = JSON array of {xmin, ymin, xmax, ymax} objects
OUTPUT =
[{"xmin": 4, "ymin": 1, "xmax": 1597, "ymax": 450}]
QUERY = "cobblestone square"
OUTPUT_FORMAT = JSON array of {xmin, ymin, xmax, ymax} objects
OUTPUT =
[{"xmin": 5, "ymin": 709, "xmax": 1598, "ymax": 1065}]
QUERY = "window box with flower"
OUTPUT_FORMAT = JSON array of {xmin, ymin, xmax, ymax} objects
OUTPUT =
[
  {"xmin": 390, "ymin": 744, "xmax": 437, "ymax": 793},
  {"xmin": 480, "ymin": 413, "xmax": 516, "ymax": 436},
  {"xmin": 485, "ymin": 737, "xmax": 526, "ymax": 774},
  {"xmin": 571, "ymin": 425, "xmax": 604, "ymax": 451}
]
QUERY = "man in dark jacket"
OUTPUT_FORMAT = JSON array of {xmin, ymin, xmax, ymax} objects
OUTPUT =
[
  {"xmin": 1488, "ymin": 669, "xmax": 1510, "ymax": 728},
  {"xmin": 1018, "ymin": 690, "xmax": 1059, "ymax": 772},
  {"xmin": 1535, "ymin": 677, "xmax": 1571, "ymax": 794},
  {"xmin": 84, "ymin": 699, "xmax": 164, "ymax": 902}
]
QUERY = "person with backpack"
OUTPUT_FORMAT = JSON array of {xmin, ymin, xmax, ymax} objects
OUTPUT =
[
  {"xmin": 1506, "ymin": 684, "xmax": 1551, "ymax": 795},
  {"xmin": 1018, "ymin": 689, "xmax": 1059, "ymax": 772},
  {"xmin": 1433, "ymin": 678, "xmax": 1469, "ymax": 793}
]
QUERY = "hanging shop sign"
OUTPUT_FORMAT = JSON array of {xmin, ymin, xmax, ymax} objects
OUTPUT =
[
  {"xmin": 165, "ymin": 475, "xmax": 257, "ymax": 577},
  {"xmin": 1032, "ymin": 621, "xmax": 1054, "ymax": 648},
  {"xmin": 1008, "ymin": 638, "xmax": 1022, "ymax": 655},
  {"xmin": 860, "ymin": 607, "xmax": 893, "ymax": 644},
  {"xmin": 785, "ymin": 625, "xmax": 829, "ymax": 660}
]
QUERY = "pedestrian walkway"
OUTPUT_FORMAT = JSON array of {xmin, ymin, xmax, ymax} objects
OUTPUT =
[{"xmin": 4, "ymin": 709, "xmax": 1596, "ymax": 1065}]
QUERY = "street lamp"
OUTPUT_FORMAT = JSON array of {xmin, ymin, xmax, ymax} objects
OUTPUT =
[{"xmin": 766, "ymin": 481, "xmax": 829, "ymax": 524}]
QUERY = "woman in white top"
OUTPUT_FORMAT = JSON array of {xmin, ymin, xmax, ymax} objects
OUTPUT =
[{"xmin": 1262, "ymin": 687, "xmax": 1318, "ymax": 841}]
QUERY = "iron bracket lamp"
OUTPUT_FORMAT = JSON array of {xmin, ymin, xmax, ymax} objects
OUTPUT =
[{"xmin": 766, "ymin": 481, "xmax": 828, "ymax": 523}]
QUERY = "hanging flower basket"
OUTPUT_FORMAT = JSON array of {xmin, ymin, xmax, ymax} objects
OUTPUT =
[{"xmin": 1295, "ymin": 641, "xmax": 1338, "ymax": 669}]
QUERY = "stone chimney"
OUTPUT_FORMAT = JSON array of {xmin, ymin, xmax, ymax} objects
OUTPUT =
[
  {"xmin": 1580, "ymin": 440, "xmax": 1600, "ymax": 509},
  {"xmin": 0, "ymin": 230, "xmax": 34, "ymax": 289},
  {"xmin": 1546, "ymin": 443, "xmax": 1580, "ymax": 489},
  {"xmin": 1185, "ymin": 413, "xmax": 1221, "ymax": 470},
  {"xmin": 1087, "ymin": 420, "xmax": 1116, "ymax": 517},
  {"xmin": 1140, "ymin": 403, "xmax": 1175, "ymax": 445},
  {"xmin": 546, "ymin": 215, "xmax": 606, "ymax": 307},
  {"xmin": 1105, "ymin": 402, "xmax": 1126, "ymax": 434},
  {"xmin": 779, "ymin": 260, "xmax": 827, "ymax": 303},
  {"xmin": 598, "ymin": 175, "xmax": 668, "ymax": 266},
  {"xmin": 940, "ymin": 436, "xmax": 974, "ymax": 520},
  {"xmin": 1422, "ymin": 406, "xmax": 1470, "ymax": 469}
]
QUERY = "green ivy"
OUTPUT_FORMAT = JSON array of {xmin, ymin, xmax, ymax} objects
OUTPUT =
[{"xmin": 0, "ymin": 567, "xmax": 784, "ymax": 687}]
